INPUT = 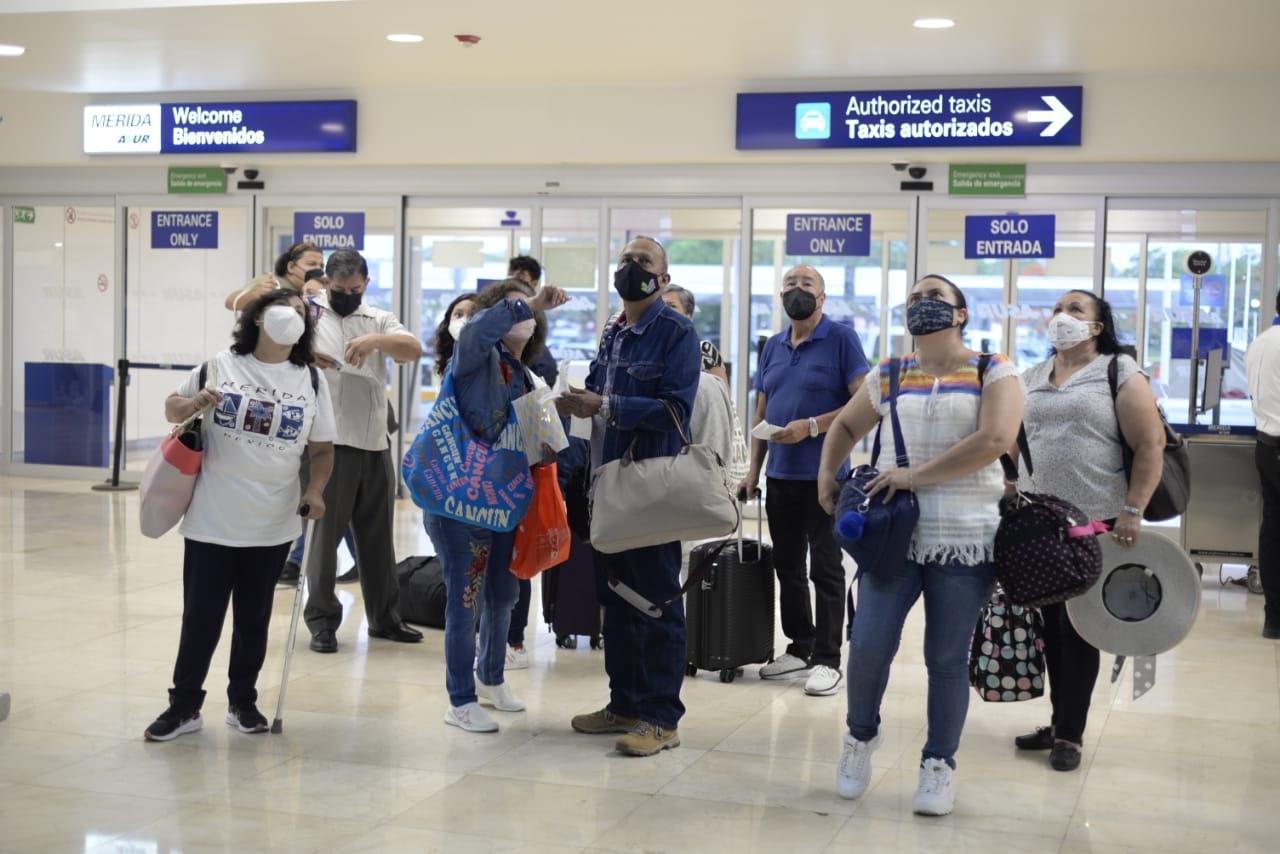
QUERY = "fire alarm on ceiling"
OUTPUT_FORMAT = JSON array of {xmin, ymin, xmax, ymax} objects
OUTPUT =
[{"xmin": 454, "ymin": 34, "xmax": 481, "ymax": 46}]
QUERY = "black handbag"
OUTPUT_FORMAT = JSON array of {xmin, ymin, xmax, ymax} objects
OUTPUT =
[
  {"xmin": 994, "ymin": 428, "xmax": 1105, "ymax": 607},
  {"xmin": 970, "ymin": 588, "xmax": 1046, "ymax": 702},
  {"xmin": 833, "ymin": 358, "xmax": 919, "ymax": 578},
  {"xmin": 1107, "ymin": 355, "xmax": 1190, "ymax": 521}
]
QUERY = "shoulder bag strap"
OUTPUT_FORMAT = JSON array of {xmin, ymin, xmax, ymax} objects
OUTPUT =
[
  {"xmin": 887, "ymin": 357, "xmax": 910, "ymax": 469},
  {"xmin": 979, "ymin": 352, "xmax": 1033, "ymax": 481}
]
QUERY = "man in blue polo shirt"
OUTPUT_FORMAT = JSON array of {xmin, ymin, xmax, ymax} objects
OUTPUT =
[{"xmin": 741, "ymin": 264, "xmax": 870, "ymax": 696}]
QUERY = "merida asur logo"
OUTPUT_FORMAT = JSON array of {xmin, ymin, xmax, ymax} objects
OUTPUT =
[{"xmin": 795, "ymin": 102, "xmax": 831, "ymax": 140}]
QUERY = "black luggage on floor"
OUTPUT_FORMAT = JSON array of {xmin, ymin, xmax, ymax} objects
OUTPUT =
[
  {"xmin": 396, "ymin": 555, "xmax": 447, "ymax": 629},
  {"xmin": 686, "ymin": 501, "xmax": 775, "ymax": 683},
  {"xmin": 541, "ymin": 532, "xmax": 602, "ymax": 649}
]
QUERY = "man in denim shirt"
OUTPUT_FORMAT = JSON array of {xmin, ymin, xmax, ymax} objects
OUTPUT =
[{"xmin": 557, "ymin": 236, "xmax": 700, "ymax": 756}]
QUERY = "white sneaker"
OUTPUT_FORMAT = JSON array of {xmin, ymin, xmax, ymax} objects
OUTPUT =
[
  {"xmin": 505, "ymin": 644, "xmax": 530, "ymax": 670},
  {"xmin": 759, "ymin": 653, "xmax": 810, "ymax": 679},
  {"xmin": 476, "ymin": 679, "xmax": 526, "ymax": 712},
  {"xmin": 804, "ymin": 664, "xmax": 843, "ymax": 696},
  {"xmin": 444, "ymin": 702, "xmax": 499, "ymax": 732},
  {"xmin": 913, "ymin": 758, "xmax": 955, "ymax": 816},
  {"xmin": 836, "ymin": 731, "xmax": 882, "ymax": 799}
]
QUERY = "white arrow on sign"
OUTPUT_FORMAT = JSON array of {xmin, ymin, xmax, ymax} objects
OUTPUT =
[{"xmin": 1025, "ymin": 95, "xmax": 1074, "ymax": 137}]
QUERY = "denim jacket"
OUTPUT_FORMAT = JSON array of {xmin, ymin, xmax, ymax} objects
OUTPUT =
[
  {"xmin": 586, "ymin": 297, "xmax": 700, "ymax": 465},
  {"xmin": 451, "ymin": 299, "xmax": 535, "ymax": 444}
]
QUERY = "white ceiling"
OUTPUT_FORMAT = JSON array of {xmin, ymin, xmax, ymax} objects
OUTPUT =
[{"xmin": 0, "ymin": 0, "xmax": 1278, "ymax": 95}]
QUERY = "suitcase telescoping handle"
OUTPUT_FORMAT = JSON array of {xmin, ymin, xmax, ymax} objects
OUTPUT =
[{"xmin": 736, "ymin": 486, "xmax": 764, "ymax": 563}]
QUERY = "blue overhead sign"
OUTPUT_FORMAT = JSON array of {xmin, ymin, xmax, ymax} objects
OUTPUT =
[
  {"xmin": 150, "ymin": 211, "xmax": 218, "ymax": 249},
  {"xmin": 737, "ymin": 86, "xmax": 1082, "ymax": 150},
  {"xmin": 84, "ymin": 99, "xmax": 357, "ymax": 155},
  {"xmin": 293, "ymin": 212, "xmax": 365, "ymax": 251},
  {"xmin": 785, "ymin": 213, "xmax": 872, "ymax": 256},
  {"xmin": 964, "ymin": 214, "xmax": 1056, "ymax": 259}
]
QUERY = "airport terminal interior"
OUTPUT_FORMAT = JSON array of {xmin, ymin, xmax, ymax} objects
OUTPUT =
[{"xmin": 2, "ymin": 1, "xmax": 1280, "ymax": 852}]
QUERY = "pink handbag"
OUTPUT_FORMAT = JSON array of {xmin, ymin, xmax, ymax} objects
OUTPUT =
[{"xmin": 139, "ymin": 361, "xmax": 213, "ymax": 538}]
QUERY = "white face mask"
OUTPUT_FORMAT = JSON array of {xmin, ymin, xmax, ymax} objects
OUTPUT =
[
  {"xmin": 262, "ymin": 304, "xmax": 305, "ymax": 347},
  {"xmin": 1047, "ymin": 313, "xmax": 1095, "ymax": 350},
  {"xmin": 448, "ymin": 317, "xmax": 467, "ymax": 341},
  {"xmin": 503, "ymin": 318, "xmax": 536, "ymax": 347}
]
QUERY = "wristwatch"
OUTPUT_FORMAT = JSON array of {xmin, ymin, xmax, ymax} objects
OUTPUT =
[
  {"xmin": 808, "ymin": 417, "xmax": 819, "ymax": 439},
  {"xmin": 1122, "ymin": 504, "xmax": 1142, "ymax": 516}
]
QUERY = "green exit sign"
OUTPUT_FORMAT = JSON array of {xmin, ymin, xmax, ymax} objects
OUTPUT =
[
  {"xmin": 168, "ymin": 166, "xmax": 227, "ymax": 194},
  {"xmin": 13, "ymin": 206, "xmax": 36, "ymax": 224},
  {"xmin": 949, "ymin": 164, "xmax": 1026, "ymax": 197}
]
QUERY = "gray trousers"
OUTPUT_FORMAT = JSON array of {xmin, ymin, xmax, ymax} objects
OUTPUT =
[{"xmin": 303, "ymin": 444, "xmax": 401, "ymax": 636}]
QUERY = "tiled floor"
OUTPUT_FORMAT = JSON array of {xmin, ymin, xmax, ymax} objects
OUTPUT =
[{"xmin": 1, "ymin": 475, "xmax": 1277, "ymax": 853}]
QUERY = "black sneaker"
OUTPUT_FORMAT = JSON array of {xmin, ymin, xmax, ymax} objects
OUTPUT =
[
  {"xmin": 1050, "ymin": 740, "xmax": 1082, "ymax": 771},
  {"xmin": 279, "ymin": 562, "xmax": 301, "ymax": 586},
  {"xmin": 1014, "ymin": 726, "xmax": 1055, "ymax": 751},
  {"xmin": 144, "ymin": 705, "xmax": 203, "ymax": 742},
  {"xmin": 336, "ymin": 566, "xmax": 359, "ymax": 584},
  {"xmin": 225, "ymin": 702, "xmax": 269, "ymax": 734}
]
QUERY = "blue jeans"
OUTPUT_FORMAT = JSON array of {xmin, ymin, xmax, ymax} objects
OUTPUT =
[
  {"xmin": 289, "ymin": 527, "xmax": 355, "ymax": 567},
  {"xmin": 594, "ymin": 541, "xmax": 687, "ymax": 729},
  {"xmin": 845, "ymin": 558, "xmax": 995, "ymax": 767},
  {"xmin": 422, "ymin": 512, "xmax": 518, "ymax": 707}
]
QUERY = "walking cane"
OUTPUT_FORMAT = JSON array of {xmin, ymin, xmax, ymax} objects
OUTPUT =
[{"xmin": 272, "ymin": 505, "xmax": 314, "ymax": 734}]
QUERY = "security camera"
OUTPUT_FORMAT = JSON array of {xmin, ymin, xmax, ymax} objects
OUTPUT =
[
  {"xmin": 908, "ymin": 166, "xmax": 927, "ymax": 180},
  {"xmin": 242, "ymin": 168, "xmax": 259, "ymax": 180},
  {"xmin": 891, "ymin": 161, "xmax": 909, "ymax": 172},
  {"xmin": 221, "ymin": 165, "xmax": 237, "ymax": 175}
]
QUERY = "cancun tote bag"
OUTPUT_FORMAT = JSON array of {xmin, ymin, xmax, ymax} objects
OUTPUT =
[
  {"xmin": 589, "ymin": 399, "xmax": 740, "ymax": 554},
  {"xmin": 1107, "ymin": 355, "xmax": 1191, "ymax": 521},
  {"xmin": 833, "ymin": 358, "xmax": 919, "ymax": 578},
  {"xmin": 510, "ymin": 462, "xmax": 571, "ymax": 579},
  {"xmin": 401, "ymin": 367, "xmax": 534, "ymax": 533},
  {"xmin": 139, "ymin": 360, "xmax": 215, "ymax": 539}
]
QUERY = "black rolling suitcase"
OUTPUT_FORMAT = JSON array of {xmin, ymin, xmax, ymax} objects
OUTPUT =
[
  {"xmin": 541, "ymin": 532, "xmax": 602, "ymax": 649},
  {"xmin": 686, "ymin": 500, "xmax": 775, "ymax": 683}
]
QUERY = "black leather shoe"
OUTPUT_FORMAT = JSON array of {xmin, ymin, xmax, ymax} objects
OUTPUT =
[
  {"xmin": 336, "ymin": 566, "xmax": 359, "ymax": 584},
  {"xmin": 1050, "ymin": 740, "xmax": 1082, "ymax": 771},
  {"xmin": 278, "ymin": 562, "xmax": 301, "ymax": 586},
  {"xmin": 309, "ymin": 629, "xmax": 338, "ymax": 653},
  {"xmin": 368, "ymin": 622, "xmax": 423, "ymax": 643},
  {"xmin": 1014, "ymin": 726, "xmax": 1055, "ymax": 751}
]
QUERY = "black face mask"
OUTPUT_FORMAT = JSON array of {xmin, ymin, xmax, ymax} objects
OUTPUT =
[
  {"xmin": 329, "ymin": 290, "xmax": 362, "ymax": 317},
  {"xmin": 782, "ymin": 288, "xmax": 818, "ymax": 320},
  {"xmin": 613, "ymin": 261, "xmax": 661, "ymax": 302}
]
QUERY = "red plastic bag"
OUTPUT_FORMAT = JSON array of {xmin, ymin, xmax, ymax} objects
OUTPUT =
[{"xmin": 510, "ymin": 463, "xmax": 571, "ymax": 580}]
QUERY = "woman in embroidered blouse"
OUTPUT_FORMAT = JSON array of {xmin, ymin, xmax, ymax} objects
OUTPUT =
[
  {"xmin": 1010, "ymin": 290, "xmax": 1165, "ymax": 772},
  {"xmin": 817, "ymin": 274, "xmax": 1023, "ymax": 817}
]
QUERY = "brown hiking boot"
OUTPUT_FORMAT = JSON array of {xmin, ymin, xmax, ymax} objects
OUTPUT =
[
  {"xmin": 615, "ymin": 721, "xmax": 680, "ymax": 756},
  {"xmin": 570, "ymin": 707, "xmax": 640, "ymax": 734}
]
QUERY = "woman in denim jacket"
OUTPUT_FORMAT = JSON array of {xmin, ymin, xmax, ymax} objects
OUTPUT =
[{"xmin": 422, "ymin": 278, "xmax": 567, "ymax": 734}]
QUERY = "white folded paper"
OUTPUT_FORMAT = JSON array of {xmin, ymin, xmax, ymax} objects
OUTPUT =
[{"xmin": 750, "ymin": 421, "xmax": 786, "ymax": 441}]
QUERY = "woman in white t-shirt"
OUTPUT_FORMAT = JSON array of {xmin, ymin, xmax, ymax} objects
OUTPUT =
[
  {"xmin": 144, "ymin": 289, "xmax": 337, "ymax": 743},
  {"xmin": 817, "ymin": 274, "xmax": 1024, "ymax": 817}
]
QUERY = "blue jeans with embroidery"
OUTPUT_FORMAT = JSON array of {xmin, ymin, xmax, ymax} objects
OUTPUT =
[
  {"xmin": 845, "ymin": 558, "xmax": 995, "ymax": 767},
  {"xmin": 422, "ymin": 512, "xmax": 518, "ymax": 707}
]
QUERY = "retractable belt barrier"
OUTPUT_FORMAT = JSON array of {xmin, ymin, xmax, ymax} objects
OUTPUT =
[{"xmin": 92, "ymin": 358, "xmax": 197, "ymax": 493}]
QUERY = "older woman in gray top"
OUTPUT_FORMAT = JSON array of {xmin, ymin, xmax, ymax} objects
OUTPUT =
[{"xmin": 1010, "ymin": 289, "xmax": 1166, "ymax": 771}]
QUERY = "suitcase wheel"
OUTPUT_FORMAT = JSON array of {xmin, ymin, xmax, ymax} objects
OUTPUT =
[
  {"xmin": 686, "ymin": 664, "xmax": 698, "ymax": 677},
  {"xmin": 555, "ymin": 633, "xmax": 578, "ymax": 649},
  {"xmin": 589, "ymin": 635, "xmax": 603, "ymax": 650},
  {"xmin": 719, "ymin": 669, "xmax": 736, "ymax": 684}
]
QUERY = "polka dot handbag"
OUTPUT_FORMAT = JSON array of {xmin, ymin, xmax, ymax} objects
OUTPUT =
[{"xmin": 969, "ymin": 588, "xmax": 1046, "ymax": 703}]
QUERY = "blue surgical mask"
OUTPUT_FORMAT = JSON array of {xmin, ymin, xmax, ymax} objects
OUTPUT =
[{"xmin": 906, "ymin": 298, "xmax": 957, "ymax": 336}]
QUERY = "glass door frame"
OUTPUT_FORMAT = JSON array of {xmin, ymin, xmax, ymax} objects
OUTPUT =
[{"xmin": 918, "ymin": 193, "xmax": 1107, "ymax": 362}]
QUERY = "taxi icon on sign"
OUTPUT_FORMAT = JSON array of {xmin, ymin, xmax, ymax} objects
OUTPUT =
[{"xmin": 794, "ymin": 103, "xmax": 831, "ymax": 140}]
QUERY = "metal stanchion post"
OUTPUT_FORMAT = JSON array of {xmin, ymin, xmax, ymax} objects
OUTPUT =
[{"xmin": 92, "ymin": 357, "xmax": 139, "ymax": 493}]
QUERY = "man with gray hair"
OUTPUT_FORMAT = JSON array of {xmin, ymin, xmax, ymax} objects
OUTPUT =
[{"xmin": 304, "ymin": 249, "xmax": 424, "ymax": 653}]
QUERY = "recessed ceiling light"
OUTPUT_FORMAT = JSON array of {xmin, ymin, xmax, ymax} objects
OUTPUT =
[
  {"xmin": 0, "ymin": 44, "xmax": 26, "ymax": 57},
  {"xmin": 386, "ymin": 34, "xmax": 423, "ymax": 43},
  {"xmin": 913, "ymin": 18, "xmax": 955, "ymax": 29}
]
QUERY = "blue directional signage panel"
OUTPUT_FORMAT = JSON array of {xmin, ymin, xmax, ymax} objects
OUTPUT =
[
  {"xmin": 964, "ymin": 214, "xmax": 1055, "ymax": 259},
  {"xmin": 84, "ymin": 100, "xmax": 357, "ymax": 154},
  {"xmin": 151, "ymin": 211, "xmax": 218, "ymax": 249},
  {"xmin": 737, "ymin": 86, "xmax": 1082, "ymax": 150},
  {"xmin": 785, "ymin": 213, "xmax": 872, "ymax": 256},
  {"xmin": 293, "ymin": 212, "xmax": 365, "ymax": 251}
]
